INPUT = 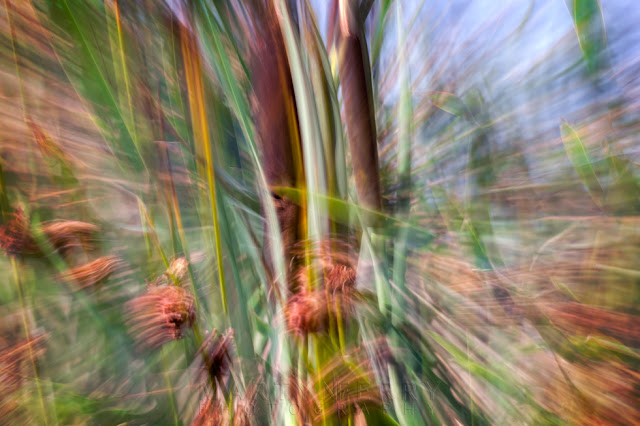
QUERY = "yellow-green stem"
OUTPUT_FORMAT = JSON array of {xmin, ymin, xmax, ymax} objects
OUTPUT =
[
  {"xmin": 181, "ymin": 26, "xmax": 228, "ymax": 314},
  {"xmin": 12, "ymin": 258, "xmax": 49, "ymax": 426}
]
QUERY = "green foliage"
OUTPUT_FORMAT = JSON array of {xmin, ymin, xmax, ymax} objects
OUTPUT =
[{"xmin": 0, "ymin": 1, "xmax": 638, "ymax": 425}]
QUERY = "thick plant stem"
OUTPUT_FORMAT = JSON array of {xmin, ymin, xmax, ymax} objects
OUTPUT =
[
  {"xmin": 337, "ymin": 0, "xmax": 382, "ymax": 222},
  {"xmin": 249, "ymin": 1, "xmax": 304, "ymax": 293}
]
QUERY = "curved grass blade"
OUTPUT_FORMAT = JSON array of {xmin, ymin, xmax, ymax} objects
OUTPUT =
[{"xmin": 560, "ymin": 121, "xmax": 603, "ymax": 207}]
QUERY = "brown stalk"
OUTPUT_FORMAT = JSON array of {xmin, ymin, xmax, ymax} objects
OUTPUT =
[
  {"xmin": 336, "ymin": 0, "xmax": 382, "ymax": 220},
  {"xmin": 247, "ymin": 1, "xmax": 305, "ymax": 293}
]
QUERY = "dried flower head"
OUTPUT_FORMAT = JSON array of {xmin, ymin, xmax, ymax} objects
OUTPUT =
[
  {"xmin": 198, "ymin": 329, "xmax": 234, "ymax": 384},
  {"xmin": 153, "ymin": 257, "xmax": 190, "ymax": 287},
  {"xmin": 286, "ymin": 248, "xmax": 359, "ymax": 336},
  {"xmin": 0, "ymin": 208, "xmax": 98, "ymax": 258},
  {"xmin": 289, "ymin": 237, "xmax": 358, "ymax": 294},
  {"xmin": 285, "ymin": 286, "xmax": 359, "ymax": 336},
  {"xmin": 286, "ymin": 289, "xmax": 329, "ymax": 335},
  {"xmin": 325, "ymin": 264, "xmax": 356, "ymax": 294},
  {"xmin": 191, "ymin": 394, "xmax": 227, "ymax": 426},
  {"xmin": 60, "ymin": 255, "xmax": 124, "ymax": 289},
  {"xmin": 126, "ymin": 285, "xmax": 196, "ymax": 349},
  {"xmin": 41, "ymin": 220, "xmax": 98, "ymax": 255},
  {"xmin": 0, "ymin": 209, "xmax": 39, "ymax": 256},
  {"xmin": 168, "ymin": 257, "xmax": 190, "ymax": 280}
]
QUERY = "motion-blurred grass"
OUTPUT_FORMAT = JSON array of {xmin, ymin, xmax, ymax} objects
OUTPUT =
[{"xmin": 0, "ymin": 0, "xmax": 639, "ymax": 425}]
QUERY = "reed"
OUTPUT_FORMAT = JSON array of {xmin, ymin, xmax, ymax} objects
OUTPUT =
[{"xmin": 0, "ymin": 0, "xmax": 638, "ymax": 424}]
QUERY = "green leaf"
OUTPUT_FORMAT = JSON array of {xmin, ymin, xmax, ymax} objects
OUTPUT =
[
  {"xmin": 273, "ymin": 186, "xmax": 434, "ymax": 243},
  {"xmin": 560, "ymin": 121, "xmax": 603, "ymax": 206},
  {"xmin": 361, "ymin": 405, "xmax": 401, "ymax": 426},
  {"xmin": 47, "ymin": 0, "xmax": 145, "ymax": 171},
  {"xmin": 429, "ymin": 92, "xmax": 471, "ymax": 118},
  {"xmin": 571, "ymin": 0, "xmax": 607, "ymax": 74}
]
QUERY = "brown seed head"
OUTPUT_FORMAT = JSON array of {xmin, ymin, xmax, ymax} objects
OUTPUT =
[
  {"xmin": 0, "ymin": 209, "xmax": 39, "ymax": 256},
  {"xmin": 326, "ymin": 264, "xmax": 356, "ymax": 293},
  {"xmin": 0, "ymin": 209, "xmax": 98, "ymax": 258},
  {"xmin": 41, "ymin": 220, "xmax": 98, "ymax": 254},
  {"xmin": 60, "ymin": 255, "xmax": 124, "ymax": 289},
  {"xmin": 199, "ymin": 329, "xmax": 234, "ymax": 384},
  {"xmin": 126, "ymin": 285, "xmax": 196, "ymax": 349},
  {"xmin": 153, "ymin": 257, "xmax": 190, "ymax": 287},
  {"xmin": 286, "ymin": 290, "xmax": 329, "ymax": 335},
  {"xmin": 285, "ymin": 287, "xmax": 359, "ymax": 336}
]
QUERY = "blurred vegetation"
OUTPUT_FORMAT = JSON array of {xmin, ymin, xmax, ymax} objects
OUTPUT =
[{"xmin": 0, "ymin": 0, "xmax": 639, "ymax": 425}]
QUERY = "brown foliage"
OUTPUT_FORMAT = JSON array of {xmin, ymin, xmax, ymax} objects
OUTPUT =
[
  {"xmin": 41, "ymin": 220, "xmax": 98, "ymax": 254},
  {"xmin": 191, "ymin": 394, "xmax": 227, "ymax": 426},
  {"xmin": 326, "ymin": 264, "xmax": 357, "ymax": 294},
  {"xmin": 286, "ymin": 238, "xmax": 360, "ymax": 335},
  {"xmin": 0, "ymin": 208, "xmax": 98, "ymax": 257},
  {"xmin": 60, "ymin": 255, "xmax": 123, "ymax": 289},
  {"xmin": 0, "ymin": 334, "xmax": 47, "ymax": 421},
  {"xmin": 286, "ymin": 283, "xmax": 358, "ymax": 336},
  {"xmin": 544, "ymin": 302, "xmax": 640, "ymax": 347}
]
